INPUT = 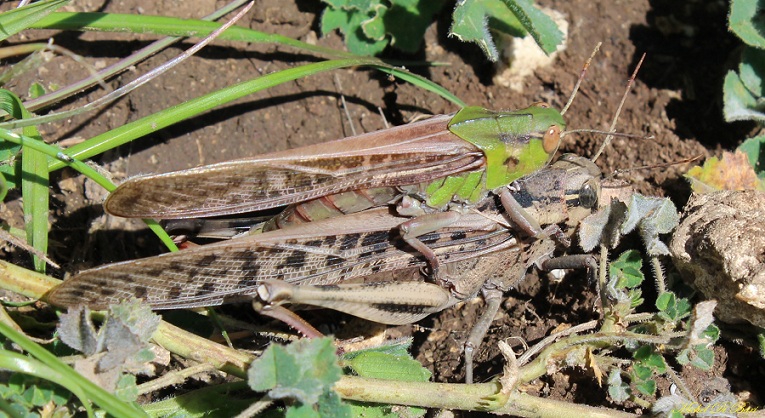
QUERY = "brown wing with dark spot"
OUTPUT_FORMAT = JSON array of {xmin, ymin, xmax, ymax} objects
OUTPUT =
[
  {"xmin": 47, "ymin": 209, "xmax": 517, "ymax": 310},
  {"xmin": 105, "ymin": 115, "xmax": 483, "ymax": 219}
]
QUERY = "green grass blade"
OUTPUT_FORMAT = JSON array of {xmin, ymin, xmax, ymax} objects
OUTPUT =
[
  {"xmin": 0, "ymin": 90, "xmax": 50, "ymax": 272},
  {"xmin": 0, "ymin": 350, "xmax": 95, "ymax": 417},
  {"xmin": 0, "ymin": 0, "xmax": 71, "ymax": 42},
  {"xmin": 31, "ymin": 11, "xmax": 354, "ymax": 59},
  {"xmin": 20, "ymin": 140, "xmax": 48, "ymax": 272},
  {"xmin": 374, "ymin": 66, "xmax": 465, "ymax": 107}
]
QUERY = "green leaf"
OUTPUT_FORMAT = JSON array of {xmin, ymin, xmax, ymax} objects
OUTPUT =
[
  {"xmin": 724, "ymin": 70, "xmax": 765, "ymax": 123},
  {"xmin": 632, "ymin": 345, "xmax": 652, "ymax": 361},
  {"xmin": 739, "ymin": 47, "xmax": 765, "ymax": 97},
  {"xmin": 23, "ymin": 385, "xmax": 50, "ymax": 407},
  {"xmin": 635, "ymin": 379, "xmax": 656, "ymax": 396},
  {"xmin": 632, "ymin": 363, "xmax": 652, "ymax": 381},
  {"xmin": 451, "ymin": 0, "xmax": 503, "ymax": 61},
  {"xmin": 738, "ymin": 135, "xmax": 765, "ymax": 178},
  {"xmin": 362, "ymin": 4, "xmax": 388, "ymax": 41},
  {"xmin": 248, "ymin": 337, "xmax": 341, "ymax": 406},
  {"xmin": 316, "ymin": 391, "xmax": 353, "ymax": 418},
  {"xmin": 142, "ymin": 382, "xmax": 253, "ymax": 417},
  {"xmin": 690, "ymin": 345, "xmax": 715, "ymax": 370},
  {"xmin": 609, "ymin": 250, "xmax": 644, "ymax": 289},
  {"xmin": 606, "ymin": 369, "xmax": 630, "ymax": 402},
  {"xmin": 0, "ymin": 0, "xmax": 71, "ymax": 42},
  {"xmin": 627, "ymin": 289, "xmax": 644, "ymax": 309},
  {"xmin": 320, "ymin": 0, "xmax": 389, "ymax": 56},
  {"xmin": 722, "ymin": 47, "xmax": 765, "ymax": 126},
  {"xmin": 28, "ymin": 83, "xmax": 46, "ymax": 99},
  {"xmin": 341, "ymin": 339, "xmax": 427, "ymax": 416},
  {"xmin": 655, "ymin": 292, "xmax": 675, "ymax": 312},
  {"xmin": 501, "ymin": 0, "xmax": 563, "ymax": 55},
  {"xmin": 287, "ymin": 401, "xmax": 320, "ymax": 418},
  {"xmin": 321, "ymin": 0, "xmax": 445, "ymax": 56},
  {"xmin": 642, "ymin": 354, "xmax": 667, "ymax": 373},
  {"xmin": 249, "ymin": 347, "xmax": 278, "ymax": 392},
  {"xmin": 674, "ymin": 297, "xmax": 692, "ymax": 319},
  {"xmin": 484, "ymin": 1, "xmax": 525, "ymax": 37},
  {"xmin": 450, "ymin": 0, "xmax": 562, "ymax": 62},
  {"xmin": 656, "ymin": 291, "xmax": 692, "ymax": 323},
  {"xmin": 702, "ymin": 324, "xmax": 720, "ymax": 343},
  {"xmin": 0, "ymin": 140, "xmax": 20, "ymax": 189},
  {"xmin": 114, "ymin": 375, "xmax": 138, "ymax": 403},
  {"xmin": 729, "ymin": 0, "xmax": 765, "ymax": 48}
]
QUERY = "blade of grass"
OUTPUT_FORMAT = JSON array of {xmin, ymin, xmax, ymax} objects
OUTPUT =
[
  {"xmin": 20, "ymin": 143, "xmax": 48, "ymax": 272},
  {"xmin": 0, "ymin": 350, "xmax": 96, "ymax": 417},
  {"xmin": 0, "ymin": 0, "xmax": 71, "ymax": 42},
  {"xmin": 31, "ymin": 11, "xmax": 355, "ymax": 60},
  {"xmin": 0, "ymin": 90, "xmax": 50, "ymax": 272}
]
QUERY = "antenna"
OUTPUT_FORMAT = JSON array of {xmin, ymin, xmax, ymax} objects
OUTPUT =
[
  {"xmin": 561, "ymin": 42, "xmax": 601, "ymax": 116},
  {"xmin": 592, "ymin": 53, "xmax": 647, "ymax": 162}
]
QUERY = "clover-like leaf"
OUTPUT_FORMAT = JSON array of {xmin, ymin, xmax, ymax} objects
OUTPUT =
[{"xmin": 248, "ymin": 337, "xmax": 342, "ymax": 406}]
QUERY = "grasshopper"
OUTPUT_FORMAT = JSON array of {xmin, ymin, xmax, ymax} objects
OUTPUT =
[
  {"xmin": 99, "ymin": 101, "xmax": 577, "ymax": 277},
  {"xmin": 48, "ymin": 154, "xmax": 603, "ymax": 382},
  {"xmin": 91, "ymin": 46, "xmax": 634, "ymax": 279}
]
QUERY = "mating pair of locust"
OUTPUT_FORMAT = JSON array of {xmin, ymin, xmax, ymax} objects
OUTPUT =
[
  {"xmin": 46, "ymin": 94, "xmax": 611, "ymax": 381},
  {"xmin": 48, "ymin": 100, "xmax": 587, "ymax": 312}
]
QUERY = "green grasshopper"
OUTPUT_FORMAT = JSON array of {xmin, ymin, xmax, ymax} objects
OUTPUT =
[
  {"xmin": 48, "ymin": 154, "xmax": 603, "ymax": 382},
  {"xmin": 100, "ymin": 101, "xmax": 574, "ymax": 276}
]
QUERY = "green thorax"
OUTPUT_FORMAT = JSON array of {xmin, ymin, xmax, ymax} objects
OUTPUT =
[{"xmin": 425, "ymin": 104, "xmax": 565, "ymax": 208}]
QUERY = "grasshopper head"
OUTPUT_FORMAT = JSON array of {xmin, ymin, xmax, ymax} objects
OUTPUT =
[
  {"xmin": 510, "ymin": 153, "xmax": 601, "ymax": 230},
  {"xmin": 555, "ymin": 154, "xmax": 602, "ymax": 228}
]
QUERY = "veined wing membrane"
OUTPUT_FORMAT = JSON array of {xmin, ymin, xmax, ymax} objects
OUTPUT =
[
  {"xmin": 47, "ymin": 207, "xmax": 518, "ymax": 310},
  {"xmin": 105, "ymin": 115, "xmax": 484, "ymax": 219}
]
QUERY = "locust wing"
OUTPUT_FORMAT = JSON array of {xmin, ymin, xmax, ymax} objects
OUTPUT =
[
  {"xmin": 105, "ymin": 115, "xmax": 484, "ymax": 219},
  {"xmin": 47, "ymin": 207, "xmax": 517, "ymax": 310}
]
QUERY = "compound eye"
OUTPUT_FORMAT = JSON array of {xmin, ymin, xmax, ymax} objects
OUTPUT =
[
  {"xmin": 542, "ymin": 125, "xmax": 561, "ymax": 153},
  {"xmin": 579, "ymin": 181, "xmax": 598, "ymax": 209},
  {"xmin": 530, "ymin": 101, "xmax": 551, "ymax": 108}
]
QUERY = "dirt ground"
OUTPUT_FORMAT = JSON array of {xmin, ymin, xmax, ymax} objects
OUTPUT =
[{"xmin": 4, "ymin": 0, "xmax": 763, "ymax": 415}]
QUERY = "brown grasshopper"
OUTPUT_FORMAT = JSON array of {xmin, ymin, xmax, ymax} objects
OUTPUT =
[
  {"xmin": 92, "ymin": 51, "xmax": 634, "ymax": 279},
  {"xmin": 48, "ymin": 154, "xmax": 603, "ymax": 382}
]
